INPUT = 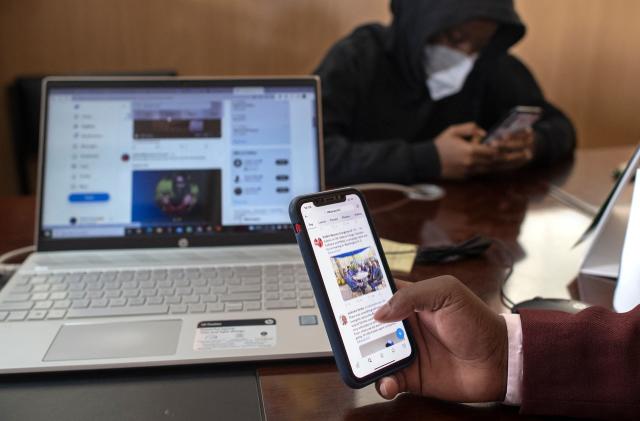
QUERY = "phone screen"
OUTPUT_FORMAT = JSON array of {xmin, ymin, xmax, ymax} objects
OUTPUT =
[
  {"xmin": 300, "ymin": 194, "xmax": 412, "ymax": 378},
  {"xmin": 484, "ymin": 109, "xmax": 541, "ymax": 144}
]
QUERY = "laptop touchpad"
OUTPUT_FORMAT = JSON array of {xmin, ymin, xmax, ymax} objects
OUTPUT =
[{"xmin": 44, "ymin": 320, "xmax": 182, "ymax": 361}]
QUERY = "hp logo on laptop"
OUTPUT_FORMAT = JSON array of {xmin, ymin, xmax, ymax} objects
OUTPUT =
[{"xmin": 178, "ymin": 238, "xmax": 189, "ymax": 248}]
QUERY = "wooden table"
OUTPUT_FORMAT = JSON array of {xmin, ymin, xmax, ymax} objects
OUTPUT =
[{"xmin": 0, "ymin": 146, "xmax": 632, "ymax": 420}]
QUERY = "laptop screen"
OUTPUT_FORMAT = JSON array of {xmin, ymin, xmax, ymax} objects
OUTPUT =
[{"xmin": 38, "ymin": 78, "xmax": 323, "ymax": 251}]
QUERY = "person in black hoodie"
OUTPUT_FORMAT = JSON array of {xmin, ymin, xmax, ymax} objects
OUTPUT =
[{"xmin": 315, "ymin": 0, "xmax": 576, "ymax": 186}]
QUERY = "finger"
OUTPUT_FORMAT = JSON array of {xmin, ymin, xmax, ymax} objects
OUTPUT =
[
  {"xmin": 374, "ymin": 275, "xmax": 462, "ymax": 322},
  {"xmin": 447, "ymin": 122, "xmax": 485, "ymax": 138},
  {"xmin": 470, "ymin": 145, "xmax": 498, "ymax": 163},
  {"xmin": 376, "ymin": 374, "xmax": 404, "ymax": 400}
]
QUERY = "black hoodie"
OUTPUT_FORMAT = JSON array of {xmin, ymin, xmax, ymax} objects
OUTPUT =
[{"xmin": 315, "ymin": 0, "xmax": 576, "ymax": 186}]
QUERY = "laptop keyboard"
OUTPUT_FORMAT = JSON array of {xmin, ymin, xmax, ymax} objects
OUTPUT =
[{"xmin": 0, "ymin": 264, "xmax": 315, "ymax": 322}]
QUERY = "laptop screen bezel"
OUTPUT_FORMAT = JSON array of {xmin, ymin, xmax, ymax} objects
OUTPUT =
[{"xmin": 35, "ymin": 76, "xmax": 325, "ymax": 251}]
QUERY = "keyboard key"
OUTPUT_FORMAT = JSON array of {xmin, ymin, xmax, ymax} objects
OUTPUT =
[
  {"xmin": 0, "ymin": 302, "xmax": 33, "ymax": 311},
  {"xmin": 141, "ymin": 289, "xmax": 157, "ymax": 297},
  {"xmin": 10, "ymin": 285, "xmax": 32, "ymax": 294},
  {"xmin": 122, "ymin": 290, "xmax": 140, "ymax": 298},
  {"xmin": 300, "ymin": 299, "xmax": 316, "ymax": 308},
  {"xmin": 265, "ymin": 292, "xmax": 279, "ymax": 300},
  {"xmin": 109, "ymin": 298, "xmax": 127, "ymax": 307},
  {"xmin": 0, "ymin": 311, "xmax": 7, "ymax": 321},
  {"xmin": 101, "ymin": 272, "xmax": 118, "ymax": 282},
  {"xmin": 34, "ymin": 301, "xmax": 53, "ymax": 310},
  {"xmin": 188, "ymin": 303, "xmax": 206, "ymax": 313},
  {"xmin": 176, "ymin": 287, "xmax": 192, "ymax": 296},
  {"xmin": 104, "ymin": 290, "xmax": 122, "ymax": 299},
  {"xmin": 281, "ymin": 284, "xmax": 296, "ymax": 291},
  {"xmin": 68, "ymin": 283, "xmax": 85, "ymax": 291},
  {"xmin": 244, "ymin": 302, "xmax": 261, "ymax": 311},
  {"xmin": 68, "ymin": 291, "xmax": 86, "ymax": 300},
  {"xmin": 30, "ymin": 276, "xmax": 48, "ymax": 285},
  {"xmin": 139, "ymin": 280, "xmax": 155, "ymax": 289},
  {"xmin": 192, "ymin": 279, "xmax": 207, "ymax": 287},
  {"xmin": 170, "ymin": 304, "xmax": 188, "ymax": 314},
  {"xmin": 72, "ymin": 299, "xmax": 90, "ymax": 309},
  {"xmin": 13, "ymin": 275, "xmax": 31, "ymax": 285},
  {"xmin": 193, "ymin": 286, "xmax": 210, "ymax": 295},
  {"xmin": 241, "ymin": 277, "xmax": 261, "ymax": 285},
  {"xmin": 220, "ymin": 293, "xmax": 261, "ymax": 302},
  {"xmin": 86, "ymin": 282, "xmax": 104, "ymax": 291},
  {"xmin": 165, "ymin": 297, "xmax": 181, "ymax": 304},
  {"xmin": 86, "ymin": 291, "xmax": 104, "ymax": 299},
  {"xmin": 7, "ymin": 311, "xmax": 28, "ymax": 321},
  {"xmin": 3, "ymin": 293, "xmax": 31, "ymax": 302},
  {"xmin": 147, "ymin": 297, "xmax": 164, "ymax": 305},
  {"xmin": 264, "ymin": 300, "xmax": 298, "ymax": 310},
  {"xmin": 90, "ymin": 298, "xmax": 109, "ymax": 308},
  {"xmin": 82, "ymin": 273, "xmax": 100, "ymax": 283},
  {"xmin": 299, "ymin": 290, "xmax": 314, "ymax": 299},
  {"xmin": 50, "ymin": 284, "xmax": 67, "ymax": 292},
  {"xmin": 67, "ymin": 305, "xmax": 169, "ymax": 319},
  {"xmin": 229, "ymin": 285, "xmax": 261, "ymax": 293},
  {"xmin": 104, "ymin": 281, "xmax": 121, "ymax": 290},
  {"xmin": 53, "ymin": 300, "xmax": 71, "ymax": 309},
  {"xmin": 47, "ymin": 309, "xmax": 67, "ymax": 319},
  {"xmin": 32, "ymin": 284, "xmax": 51, "ymax": 292},
  {"xmin": 157, "ymin": 280, "xmax": 172, "ymax": 288},
  {"xmin": 206, "ymin": 303, "xmax": 224, "ymax": 312},
  {"xmin": 50, "ymin": 291, "xmax": 68, "ymax": 300},
  {"xmin": 226, "ymin": 302, "xmax": 243, "ymax": 311},
  {"xmin": 27, "ymin": 310, "xmax": 47, "ymax": 320},
  {"xmin": 122, "ymin": 281, "xmax": 138, "ymax": 289},
  {"xmin": 175, "ymin": 279, "xmax": 190, "ymax": 287},
  {"xmin": 201, "ymin": 295, "xmax": 218, "ymax": 303},
  {"xmin": 181, "ymin": 295, "xmax": 200, "ymax": 304},
  {"xmin": 128, "ymin": 297, "xmax": 145, "ymax": 306}
]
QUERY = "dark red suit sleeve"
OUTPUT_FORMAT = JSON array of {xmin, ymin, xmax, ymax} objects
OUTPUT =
[{"xmin": 519, "ymin": 306, "xmax": 640, "ymax": 419}]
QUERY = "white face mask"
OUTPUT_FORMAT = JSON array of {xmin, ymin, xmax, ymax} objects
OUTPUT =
[{"xmin": 424, "ymin": 44, "xmax": 478, "ymax": 101}]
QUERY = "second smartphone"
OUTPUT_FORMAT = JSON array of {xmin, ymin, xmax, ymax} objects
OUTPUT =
[{"xmin": 289, "ymin": 188, "xmax": 416, "ymax": 388}]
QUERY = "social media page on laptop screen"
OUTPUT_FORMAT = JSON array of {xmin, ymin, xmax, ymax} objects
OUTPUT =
[
  {"xmin": 41, "ymin": 84, "xmax": 319, "ymax": 240},
  {"xmin": 301, "ymin": 194, "xmax": 412, "ymax": 378}
]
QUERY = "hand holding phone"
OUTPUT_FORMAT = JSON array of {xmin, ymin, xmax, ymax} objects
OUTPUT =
[{"xmin": 290, "ymin": 188, "xmax": 416, "ymax": 388}]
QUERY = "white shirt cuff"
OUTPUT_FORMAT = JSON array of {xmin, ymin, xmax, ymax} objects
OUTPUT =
[{"xmin": 501, "ymin": 313, "xmax": 523, "ymax": 406}]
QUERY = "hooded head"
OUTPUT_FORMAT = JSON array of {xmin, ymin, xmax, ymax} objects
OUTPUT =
[{"xmin": 389, "ymin": 0, "xmax": 525, "ymax": 90}]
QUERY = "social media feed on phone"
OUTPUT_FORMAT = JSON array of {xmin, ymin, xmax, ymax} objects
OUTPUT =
[{"xmin": 301, "ymin": 194, "xmax": 411, "ymax": 378}]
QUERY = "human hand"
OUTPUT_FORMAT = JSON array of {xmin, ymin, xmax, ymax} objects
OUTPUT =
[
  {"xmin": 434, "ymin": 123, "xmax": 497, "ymax": 179},
  {"xmin": 373, "ymin": 276, "xmax": 508, "ymax": 403},
  {"xmin": 490, "ymin": 128, "xmax": 535, "ymax": 171}
]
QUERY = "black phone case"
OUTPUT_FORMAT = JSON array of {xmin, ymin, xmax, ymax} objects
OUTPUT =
[{"xmin": 289, "ymin": 187, "xmax": 416, "ymax": 388}]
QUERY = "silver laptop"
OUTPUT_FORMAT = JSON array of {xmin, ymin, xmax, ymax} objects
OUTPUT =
[
  {"xmin": 580, "ymin": 144, "xmax": 640, "ymax": 278},
  {"xmin": 0, "ymin": 76, "xmax": 331, "ymax": 374}
]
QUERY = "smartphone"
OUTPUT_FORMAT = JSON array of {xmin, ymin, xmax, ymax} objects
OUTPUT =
[
  {"xmin": 289, "ymin": 188, "xmax": 416, "ymax": 388},
  {"xmin": 483, "ymin": 106, "xmax": 542, "ymax": 144}
]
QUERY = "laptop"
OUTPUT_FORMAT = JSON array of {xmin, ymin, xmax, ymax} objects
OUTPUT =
[
  {"xmin": 0, "ymin": 76, "xmax": 331, "ymax": 374},
  {"xmin": 579, "ymin": 143, "xmax": 640, "ymax": 278}
]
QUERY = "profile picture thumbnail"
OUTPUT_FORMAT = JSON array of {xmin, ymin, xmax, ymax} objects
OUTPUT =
[
  {"xmin": 132, "ymin": 169, "xmax": 221, "ymax": 225},
  {"xmin": 332, "ymin": 247, "xmax": 388, "ymax": 302}
]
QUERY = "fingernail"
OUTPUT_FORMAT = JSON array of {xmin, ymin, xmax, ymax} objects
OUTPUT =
[
  {"xmin": 374, "ymin": 303, "xmax": 391, "ymax": 320},
  {"xmin": 380, "ymin": 381, "xmax": 388, "ymax": 397}
]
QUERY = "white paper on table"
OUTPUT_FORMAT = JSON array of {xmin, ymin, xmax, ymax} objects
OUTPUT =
[{"xmin": 614, "ymin": 169, "xmax": 640, "ymax": 312}]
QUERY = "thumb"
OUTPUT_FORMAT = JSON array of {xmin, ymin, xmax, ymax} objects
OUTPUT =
[
  {"xmin": 374, "ymin": 275, "xmax": 462, "ymax": 322},
  {"xmin": 447, "ymin": 122, "xmax": 484, "ymax": 138}
]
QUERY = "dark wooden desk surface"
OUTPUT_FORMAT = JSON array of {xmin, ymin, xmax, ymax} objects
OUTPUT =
[{"xmin": 0, "ymin": 146, "xmax": 632, "ymax": 420}]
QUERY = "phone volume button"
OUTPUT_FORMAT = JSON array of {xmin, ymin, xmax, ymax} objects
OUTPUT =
[{"xmin": 294, "ymin": 224, "xmax": 302, "ymax": 234}]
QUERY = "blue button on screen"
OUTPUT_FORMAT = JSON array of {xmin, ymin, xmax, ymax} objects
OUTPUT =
[
  {"xmin": 68, "ymin": 193, "xmax": 110, "ymax": 203},
  {"xmin": 395, "ymin": 328, "xmax": 405, "ymax": 340}
]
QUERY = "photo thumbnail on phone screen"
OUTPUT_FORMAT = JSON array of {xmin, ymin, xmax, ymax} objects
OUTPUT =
[{"xmin": 301, "ymin": 194, "xmax": 412, "ymax": 378}]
